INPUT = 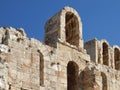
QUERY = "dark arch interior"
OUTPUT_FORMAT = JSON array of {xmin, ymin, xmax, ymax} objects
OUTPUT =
[
  {"xmin": 38, "ymin": 51, "xmax": 44, "ymax": 86},
  {"xmin": 65, "ymin": 12, "xmax": 79, "ymax": 47},
  {"xmin": 101, "ymin": 72, "xmax": 107, "ymax": 90},
  {"xmin": 114, "ymin": 48, "xmax": 120, "ymax": 70},
  {"xmin": 67, "ymin": 61, "xmax": 79, "ymax": 90},
  {"xmin": 102, "ymin": 42, "xmax": 109, "ymax": 66}
]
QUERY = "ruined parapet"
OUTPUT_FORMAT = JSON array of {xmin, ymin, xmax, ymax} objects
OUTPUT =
[
  {"xmin": 44, "ymin": 6, "xmax": 83, "ymax": 49},
  {"xmin": 0, "ymin": 27, "xmax": 26, "ymax": 45},
  {"xmin": 0, "ymin": 27, "xmax": 51, "ymax": 90},
  {"xmin": 85, "ymin": 39, "xmax": 111, "ymax": 65},
  {"xmin": 85, "ymin": 38, "xmax": 120, "ymax": 72}
]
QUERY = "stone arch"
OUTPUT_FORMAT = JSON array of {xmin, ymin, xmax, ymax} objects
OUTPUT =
[
  {"xmin": 113, "ymin": 46, "xmax": 120, "ymax": 70},
  {"xmin": 101, "ymin": 72, "xmax": 107, "ymax": 90},
  {"xmin": 102, "ymin": 41, "xmax": 109, "ymax": 66},
  {"xmin": 37, "ymin": 44, "xmax": 49, "ymax": 86},
  {"xmin": 60, "ymin": 7, "xmax": 83, "ymax": 48},
  {"xmin": 67, "ymin": 61, "xmax": 79, "ymax": 90},
  {"xmin": 44, "ymin": 7, "xmax": 83, "ymax": 48},
  {"xmin": 65, "ymin": 12, "xmax": 79, "ymax": 47}
]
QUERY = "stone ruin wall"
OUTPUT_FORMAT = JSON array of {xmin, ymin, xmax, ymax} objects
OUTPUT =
[{"xmin": 0, "ymin": 6, "xmax": 120, "ymax": 90}]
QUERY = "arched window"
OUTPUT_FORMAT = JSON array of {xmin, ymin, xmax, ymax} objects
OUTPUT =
[
  {"xmin": 67, "ymin": 61, "xmax": 79, "ymax": 90},
  {"xmin": 65, "ymin": 12, "xmax": 79, "ymax": 47},
  {"xmin": 114, "ymin": 48, "xmax": 120, "ymax": 70},
  {"xmin": 101, "ymin": 72, "xmax": 107, "ymax": 90},
  {"xmin": 102, "ymin": 42, "xmax": 109, "ymax": 66}
]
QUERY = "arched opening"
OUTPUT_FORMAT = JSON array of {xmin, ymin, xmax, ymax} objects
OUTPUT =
[
  {"xmin": 65, "ymin": 12, "xmax": 79, "ymax": 47},
  {"xmin": 114, "ymin": 48, "xmax": 120, "ymax": 70},
  {"xmin": 101, "ymin": 72, "xmax": 107, "ymax": 90},
  {"xmin": 102, "ymin": 42, "xmax": 109, "ymax": 66},
  {"xmin": 38, "ymin": 51, "xmax": 44, "ymax": 86},
  {"xmin": 79, "ymin": 68, "xmax": 98, "ymax": 90},
  {"xmin": 67, "ymin": 61, "xmax": 79, "ymax": 90}
]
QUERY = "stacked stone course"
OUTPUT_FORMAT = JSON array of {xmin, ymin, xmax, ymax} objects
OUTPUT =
[{"xmin": 0, "ymin": 6, "xmax": 120, "ymax": 90}]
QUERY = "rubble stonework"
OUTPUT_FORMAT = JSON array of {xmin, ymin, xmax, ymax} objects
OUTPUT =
[{"xmin": 0, "ymin": 6, "xmax": 120, "ymax": 90}]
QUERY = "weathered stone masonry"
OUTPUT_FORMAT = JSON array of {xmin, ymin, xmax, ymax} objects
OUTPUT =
[{"xmin": 0, "ymin": 6, "xmax": 120, "ymax": 90}]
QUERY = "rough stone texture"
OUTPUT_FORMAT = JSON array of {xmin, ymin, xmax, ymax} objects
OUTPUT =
[{"xmin": 0, "ymin": 6, "xmax": 119, "ymax": 90}]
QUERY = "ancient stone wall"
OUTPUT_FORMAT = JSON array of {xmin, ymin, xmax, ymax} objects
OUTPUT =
[{"xmin": 0, "ymin": 6, "xmax": 120, "ymax": 90}]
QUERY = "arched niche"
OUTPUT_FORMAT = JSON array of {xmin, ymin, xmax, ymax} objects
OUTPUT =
[
  {"xmin": 114, "ymin": 47, "xmax": 120, "ymax": 70},
  {"xmin": 67, "ymin": 61, "xmax": 79, "ymax": 90},
  {"xmin": 65, "ymin": 12, "xmax": 79, "ymax": 47},
  {"xmin": 60, "ymin": 7, "xmax": 83, "ymax": 48},
  {"xmin": 102, "ymin": 42, "xmax": 109, "ymax": 66},
  {"xmin": 101, "ymin": 72, "xmax": 107, "ymax": 90},
  {"xmin": 38, "ymin": 50, "xmax": 44, "ymax": 86}
]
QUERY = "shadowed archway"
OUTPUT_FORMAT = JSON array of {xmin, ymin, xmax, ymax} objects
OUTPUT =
[
  {"xmin": 67, "ymin": 61, "xmax": 79, "ymax": 90},
  {"xmin": 114, "ymin": 48, "xmax": 120, "ymax": 70},
  {"xmin": 102, "ymin": 42, "xmax": 109, "ymax": 66},
  {"xmin": 65, "ymin": 12, "xmax": 79, "ymax": 47}
]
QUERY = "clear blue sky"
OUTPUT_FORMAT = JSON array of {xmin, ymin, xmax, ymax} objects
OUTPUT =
[{"xmin": 0, "ymin": 0, "xmax": 120, "ymax": 46}]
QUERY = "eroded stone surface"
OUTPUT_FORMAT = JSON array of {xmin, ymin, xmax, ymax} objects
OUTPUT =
[{"xmin": 0, "ymin": 6, "xmax": 119, "ymax": 90}]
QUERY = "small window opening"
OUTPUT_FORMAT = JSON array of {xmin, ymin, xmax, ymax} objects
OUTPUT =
[
  {"xmin": 102, "ymin": 42, "xmax": 109, "ymax": 66},
  {"xmin": 67, "ymin": 61, "xmax": 79, "ymax": 90},
  {"xmin": 114, "ymin": 48, "xmax": 120, "ymax": 70}
]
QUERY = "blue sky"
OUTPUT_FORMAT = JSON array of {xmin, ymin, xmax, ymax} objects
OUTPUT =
[{"xmin": 0, "ymin": 0, "xmax": 120, "ymax": 46}]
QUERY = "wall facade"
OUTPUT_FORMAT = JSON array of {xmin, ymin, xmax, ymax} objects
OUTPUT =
[{"xmin": 0, "ymin": 6, "xmax": 120, "ymax": 90}]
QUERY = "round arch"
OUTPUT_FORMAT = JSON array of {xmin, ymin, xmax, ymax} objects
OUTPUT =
[
  {"xmin": 67, "ymin": 61, "xmax": 79, "ymax": 90},
  {"xmin": 101, "ymin": 40, "xmax": 109, "ymax": 66},
  {"xmin": 113, "ymin": 46, "xmax": 120, "ymax": 70},
  {"xmin": 37, "ymin": 44, "xmax": 51, "ymax": 86},
  {"xmin": 60, "ymin": 7, "xmax": 83, "ymax": 48}
]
